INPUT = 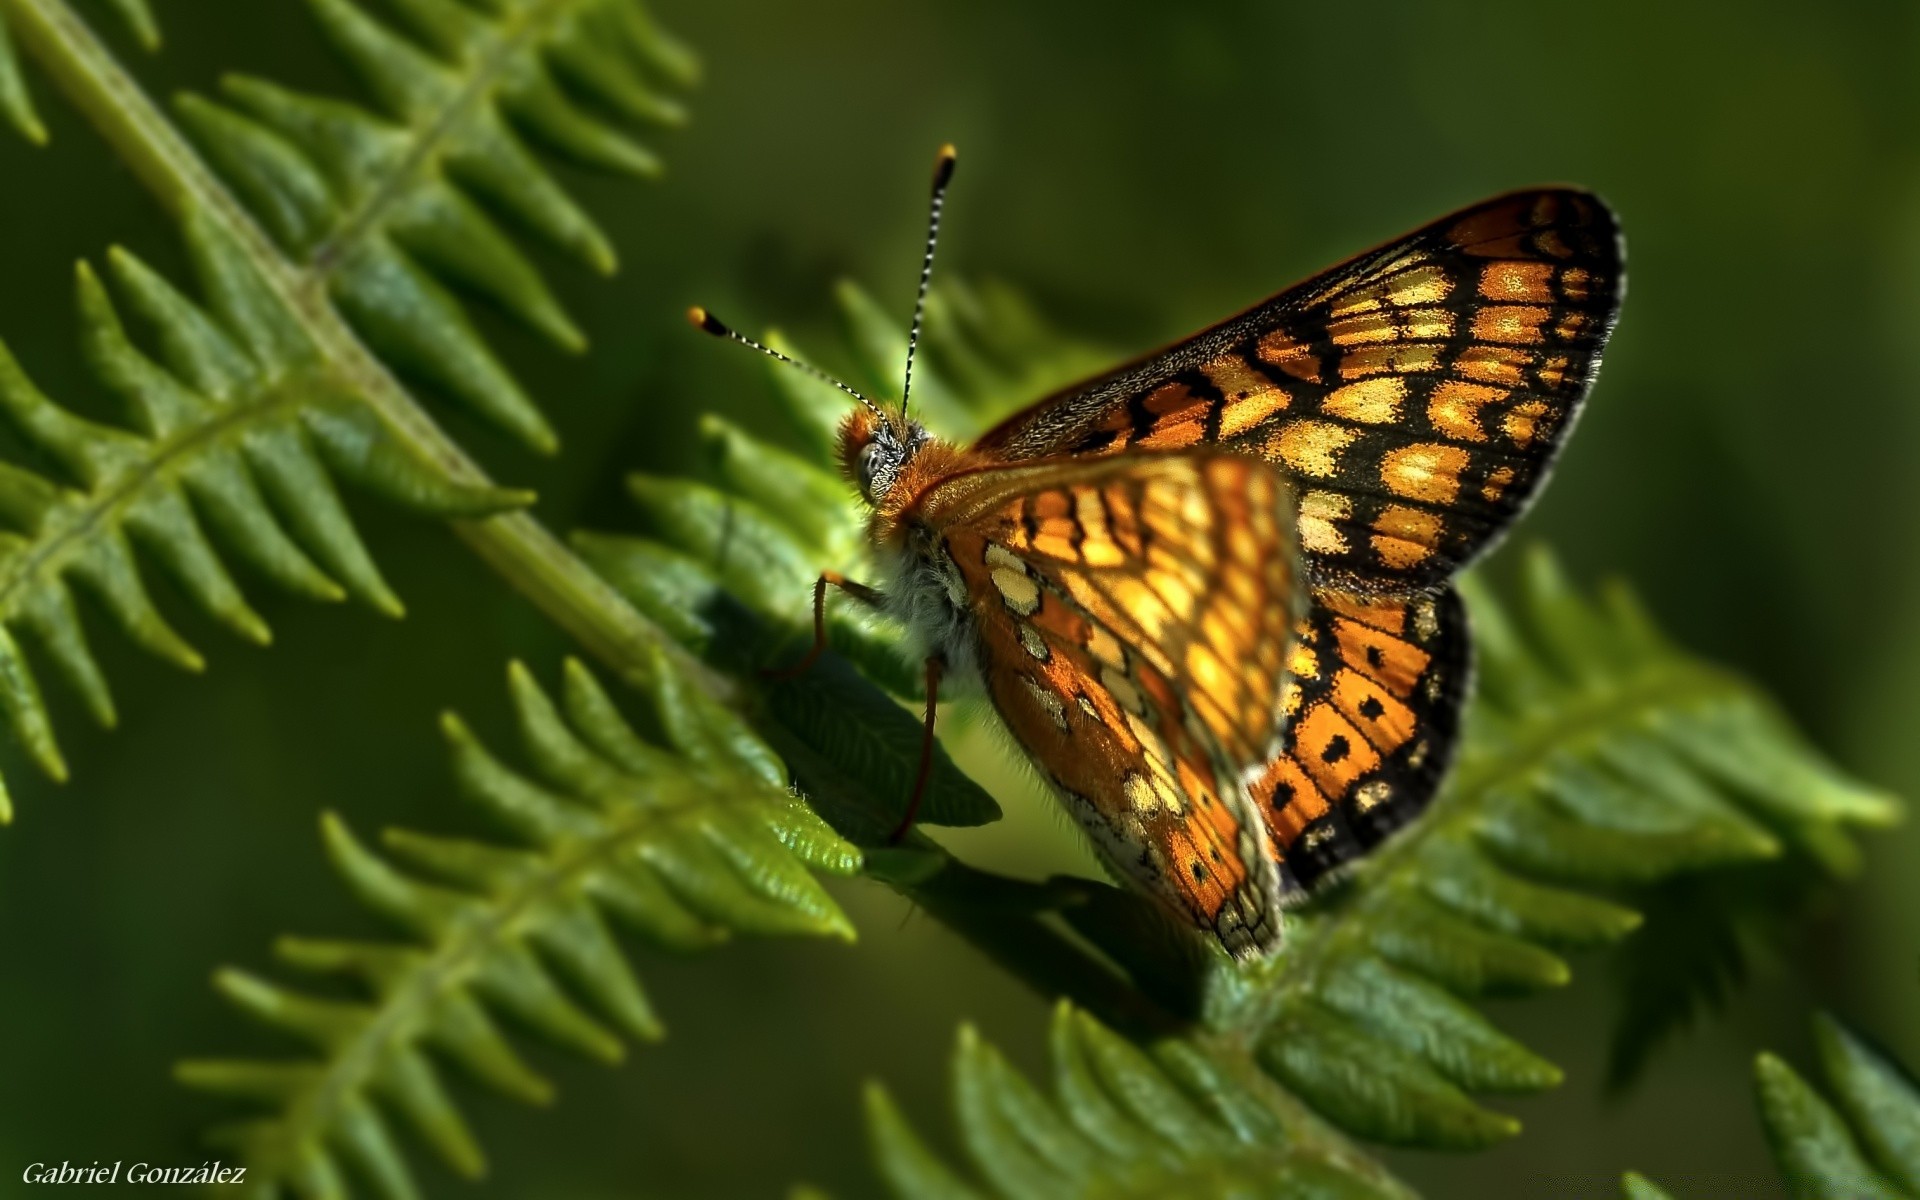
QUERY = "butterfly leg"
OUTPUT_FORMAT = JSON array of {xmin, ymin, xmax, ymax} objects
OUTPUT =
[
  {"xmin": 889, "ymin": 654, "xmax": 945, "ymax": 844},
  {"xmin": 762, "ymin": 571, "xmax": 885, "ymax": 679}
]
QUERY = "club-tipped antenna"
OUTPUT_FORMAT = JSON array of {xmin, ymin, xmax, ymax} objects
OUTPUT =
[
  {"xmin": 901, "ymin": 143, "xmax": 957, "ymax": 421},
  {"xmin": 685, "ymin": 305, "xmax": 886, "ymax": 423}
]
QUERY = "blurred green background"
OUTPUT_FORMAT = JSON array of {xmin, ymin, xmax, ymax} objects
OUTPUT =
[{"xmin": 0, "ymin": 1, "xmax": 1915, "ymax": 1196}]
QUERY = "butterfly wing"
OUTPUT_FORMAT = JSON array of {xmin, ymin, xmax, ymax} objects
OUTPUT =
[
  {"xmin": 917, "ymin": 452, "xmax": 1305, "ymax": 958},
  {"xmin": 1255, "ymin": 587, "xmax": 1469, "ymax": 892},
  {"xmin": 972, "ymin": 188, "xmax": 1623, "ymax": 595}
]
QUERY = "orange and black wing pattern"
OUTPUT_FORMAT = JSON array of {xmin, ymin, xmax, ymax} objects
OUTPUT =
[
  {"xmin": 1253, "ymin": 587, "xmax": 1469, "ymax": 894},
  {"xmin": 972, "ymin": 189, "xmax": 1623, "ymax": 594},
  {"xmin": 920, "ymin": 453, "xmax": 1305, "ymax": 958}
]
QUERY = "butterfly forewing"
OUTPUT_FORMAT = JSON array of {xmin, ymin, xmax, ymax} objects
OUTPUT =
[
  {"xmin": 973, "ymin": 188, "xmax": 1623, "ymax": 594},
  {"xmin": 920, "ymin": 453, "xmax": 1305, "ymax": 958}
]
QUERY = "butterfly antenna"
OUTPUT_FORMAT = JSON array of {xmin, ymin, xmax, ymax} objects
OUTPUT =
[
  {"xmin": 685, "ymin": 306, "xmax": 886, "ymax": 422},
  {"xmin": 901, "ymin": 143, "xmax": 957, "ymax": 422}
]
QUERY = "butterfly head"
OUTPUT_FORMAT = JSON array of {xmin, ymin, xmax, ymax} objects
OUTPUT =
[
  {"xmin": 689, "ymin": 144, "xmax": 960, "ymax": 515},
  {"xmin": 838, "ymin": 407, "xmax": 930, "ymax": 507}
]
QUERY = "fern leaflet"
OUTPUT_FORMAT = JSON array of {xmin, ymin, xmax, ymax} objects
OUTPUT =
[
  {"xmin": 178, "ymin": 653, "xmax": 861, "ymax": 1197},
  {"xmin": 1630, "ymin": 1011, "xmax": 1920, "ymax": 1198},
  {"xmin": 0, "ymin": 209, "xmax": 526, "ymax": 819}
]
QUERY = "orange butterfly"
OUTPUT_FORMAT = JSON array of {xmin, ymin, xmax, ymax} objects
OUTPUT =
[{"xmin": 692, "ymin": 146, "xmax": 1623, "ymax": 959}]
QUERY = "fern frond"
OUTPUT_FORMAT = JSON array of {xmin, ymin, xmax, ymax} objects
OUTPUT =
[
  {"xmin": 0, "ymin": 0, "xmax": 152, "ymax": 143},
  {"xmin": 1629, "ymin": 1011, "xmax": 1920, "ymax": 1199},
  {"xmin": 866, "ymin": 1003, "xmax": 1411, "ymax": 1200},
  {"xmin": 178, "ymin": 654, "xmax": 861, "ymax": 1198},
  {"xmin": 170, "ymin": 0, "xmax": 696, "ymax": 451},
  {"xmin": 0, "ymin": 0, "xmax": 714, "ymax": 814},
  {"xmin": 0, "ymin": 207, "xmax": 529, "ymax": 820}
]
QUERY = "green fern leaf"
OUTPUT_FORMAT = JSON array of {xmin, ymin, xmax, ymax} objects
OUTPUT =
[
  {"xmin": 0, "ymin": 0, "xmax": 154, "ymax": 143},
  {"xmin": 171, "ymin": 0, "xmax": 696, "ymax": 452},
  {"xmin": 1631, "ymin": 1011, "xmax": 1920, "ymax": 1198},
  {"xmin": 0, "ymin": 0, "xmax": 704, "ymax": 819},
  {"xmin": 1621, "ymin": 1171, "xmax": 1679, "ymax": 1200},
  {"xmin": 1753, "ymin": 1014, "xmax": 1920, "ymax": 1199},
  {"xmin": 0, "ymin": 208, "xmax": 529, "ymax": 820},
  {"xmin": 178, "ymin": 655, "xmax": 861, "ymax": 1197},
  {"xmin": 866, "ymin": 1003, "xmax": 1412, "ymax": 1200}
]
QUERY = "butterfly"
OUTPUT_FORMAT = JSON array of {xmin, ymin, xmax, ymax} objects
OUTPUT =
[{"xmin": 692, "ymin": 146, "xmax": 1623, "ymax": 959}]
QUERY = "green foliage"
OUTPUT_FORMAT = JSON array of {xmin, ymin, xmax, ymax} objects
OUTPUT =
[
  {"xmin": 0, "ymin": 0, "xmax": 156, "ymax": 144},
  {"xmin": 178, "ymin": 655, "xmax": 861, "ymax": 1198},
  {"xmin": 0, "ymin": 205, "xmax": 528, "ymax": 820},
  {"xmin": 866, "ymin": 1003, "xmax": 1409, "ymax": 1200},
  {"xmin": 171, "ymin": 0, "xmax": 696, "ymax": 451},
  {"xmin": 0, "ymin": 0, "xmax": 696, "ymax": 817},
  {"xmin": 0, "ymin": 6, "xmax": 1907, "ymax": 1197},
  {"xmin": 1630, "ymin": 1011, "xmax": 1920, "ymax": 1199}
]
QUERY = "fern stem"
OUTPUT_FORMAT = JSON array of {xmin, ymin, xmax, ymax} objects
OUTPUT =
[
  {"xmin": 309, "ymin": 0, "xmax": 578, "ymax": 277},
  {"xmin": 0, "ymin": 0, "xmax": 727, "ymax": 702}
]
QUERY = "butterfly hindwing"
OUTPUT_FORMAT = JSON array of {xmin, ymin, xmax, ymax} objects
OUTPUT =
[
  {"xmin": 1254, "ymin": 586, "xmax": 1470, "ymax": 894},
  {"xmin": 973, "ymin": 188, "xmax": 1623, "ymax": 594},
  {"xmin": 921, "ymin": 452, "xmax": 1306, "ymax": 958}
]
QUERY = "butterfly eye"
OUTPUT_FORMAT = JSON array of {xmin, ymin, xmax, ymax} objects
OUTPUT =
[{"xmin": 858, "ymin": 442, "xmax": 882, "ymax": 484}]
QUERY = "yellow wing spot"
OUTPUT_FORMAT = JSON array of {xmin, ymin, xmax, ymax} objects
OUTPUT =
[
  {"xmin": 1387, "ymin": 264, "xmax": 1453, "ymax": 306},
  {"xmin": 1478, "ymin": 261, "xmax": 1554, "ymax": 302},
  {"xmin": 1109, "ymin": 576, "xmax": 1173, "ymax": 642},
  {"xmin": 1380, "ymin": 443, "xmax": 1470, "ymax": 505},
  {"xmin": 1226, "ymin": 524, "xmax": 1261, "ymax": 565},
  {"xmin": 1354, "ymin": 780, "xmax": 1393, "ymax": 813},
  {"xmin": 1456, "ymin": 345, "xmax": 1535, "ymax": 386},
  {"xmin": 1077, "ymin": 694, "xmax": 1099, "ymax": 719},
  {"xmin": 1270, "ymin": 420, "xmax": 1359, "ymax": 478},
  {"xmin": 1482, "ymin": 465, "xmax": 1516, "ymax": 501},
  {"xmin": 1297, "ymin": 489, "xmax": 1352, "ymax": 555},
  {"xmin": 1473, "ymin": 305, "xmax": 1550, "ymax": 345},
  {"xmin": 992, "ymin": 565, "xmax": 1041, "ymax": 615},
  {"xmin": 1203, "ymin": 357, "xmax": 1293, "ymax": 429},
  {"xmin": 1338, "ymin": 343, "xmax": 1442, "ymax": 379},
  {"xmin": 1327, "ymin": 313, "xmax": 1400, "ymax": 347},
  {"xmin": 1017, "ymin": 622, "xmax": 1050, "ymax": 661},
  {"xmin": 1124, "ymin": 772, "xmax": 1159, "ymax": 816},
  {"xmin": 1186, "ymin": 641, "xmax": 1231, "ymax": 701},
  {"xmin": 1073, "ymin": 489, "xmax": 1126, "ymax": 568},
  {"xmin": 1122, "ymin": 709, "xmax": 1170, "ymax": 764},
  {"xmin": 1288, "ymin": 642, "xmax": 1320, "ymax": 681},
  {"xmin": 1371, "ymin": 505, "xmax": 1442, "ymax": 570},
  {"xmin": 1101, "ymin": 664, "xmax": 1147, "ymax": 716},
  {"xmin": 1086, "ymin": 623, "xmax": 1125, "ymax": 669},
  {"xmin": 1538, "ymin": 354, "xmax": 1572, "ymax": 387},
  {"xmin": 1555, "ymin": 312, "xmax": 1588, "ymax": 339},
  {"xmin": 1503, "ymin": 398, "xmax": 1552, "ymax": 447},
  {"xmin": 1257, "ymin": 329, "xmax": 1322, "ymax": 382},
  {"xmin": 1402, "ymin": 307, "xmax": 1455, "ymax": 340},
  {"xmin": 1561, "ymin": 266, "xmax": 1593, "ymax": 299},
  {"xmin": 1321, "ymin": 377, "xmax": 1407, "ymax": 424},
  {"xmin": 1427, "ymin": 380, "xmax": 1503, "ymax": 442},
  {"xmin": 984, "ymin": 542, "xmax": 1024, "ymax": 572}
]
